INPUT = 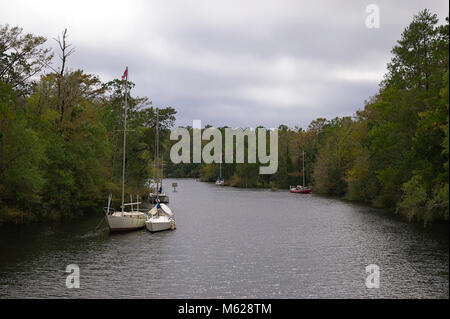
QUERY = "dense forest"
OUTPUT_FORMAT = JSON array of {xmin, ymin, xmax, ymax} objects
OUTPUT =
[
  {"xmin": 1, "ymin": 9, "xmax": 448, "ymax": 225},
  {"xmin": 167, "ymin": 10, "xmax": 449, "ymax": 224}
]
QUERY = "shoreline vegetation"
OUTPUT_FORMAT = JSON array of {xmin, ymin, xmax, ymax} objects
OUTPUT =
[{"xmin": 1, "ymin": 10, "xmax": 448, "ymax": 226}]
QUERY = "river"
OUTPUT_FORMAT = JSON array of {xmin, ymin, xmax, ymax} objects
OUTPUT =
[{"xmin": 0, "ymin": 178, "xmax": 448, "ymax": 298}]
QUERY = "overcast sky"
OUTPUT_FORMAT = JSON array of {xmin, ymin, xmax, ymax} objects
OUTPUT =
[{"xmin": 1, "ymin": 0, "xmax": 448, "ymax": 128}]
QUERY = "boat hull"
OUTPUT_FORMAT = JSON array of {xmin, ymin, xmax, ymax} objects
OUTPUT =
[
  {"xmin": 290, "ymin": 188, "xmax": 312, "ymax": 194},
  {"xmin": 148, "ymin": 193, "xmax": 169, "ymax": 203},
  {"xmin": 145, "ymin": 220, "xmax": 173, "ymax": 232},
  {"xmin": 146, "ymin": 205, "xmax": 176, "ymax": 232},
  {"xmin": 145, "ymin": 217, "xmax": 176, "ymax": 232},
  {"xmin": 106, "ymin": 213, "xmax": 146, "ymax": 232}
]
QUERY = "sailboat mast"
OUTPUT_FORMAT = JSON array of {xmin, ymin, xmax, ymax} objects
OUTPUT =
[
  {"xmin": 156, "ymin": 108, "xmax": 159, "ymax": 196},
  {"xmin": 302, "ymin": 149, "xmax": 305, "ymax": 187},
  {"xmin": 121, "ymin": 66, "xmax": 128, "ymax": 212},
  {"xmin": 161, "ymin": 153, "xmax": 164, "ymax": 189}
]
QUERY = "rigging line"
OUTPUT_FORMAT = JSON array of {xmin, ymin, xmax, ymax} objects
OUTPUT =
[
  {"xmin": 94, "ymin": 216, "xmax": 106, "ymax": 232},
  {"xmin": 110, "ymin": 123, "xmax": 120, "ymax": 183}
]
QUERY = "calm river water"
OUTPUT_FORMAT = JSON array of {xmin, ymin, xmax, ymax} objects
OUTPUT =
[{"xmin": 0, "ymin": 179, "xmax": 448, "ymax": 298}]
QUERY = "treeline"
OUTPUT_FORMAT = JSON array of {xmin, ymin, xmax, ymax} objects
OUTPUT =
[
  {"xmin": 0, "ymin": 27, "xmax": 175, "ymax": 224},
  {"xmin": 176, "ymin": 10, "xmax": 449, "ymax": 224}
]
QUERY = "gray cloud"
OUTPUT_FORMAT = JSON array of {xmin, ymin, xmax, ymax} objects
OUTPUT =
[{"xmin": 1, "ymin": 0, "xmax": 448, "ymax": 128}]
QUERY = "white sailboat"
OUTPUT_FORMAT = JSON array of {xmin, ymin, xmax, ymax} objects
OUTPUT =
[
  {"xmin": 104, "ymin": 67, "xmax": 147, "ymax": 232},
  {"xmin": 146, "ymin": 202, "xmax": 176, "ymax": 232},
  {"xmin": 105, "ymin": 194, "xmax": 146, "ymax": 231},
  {"xmin": 290, "ymin": 150, "xmax": 312, "ymax": 194},
  {"xmin": 215, "ymin": 161, "xmax": 224, "ymax": 185},
  {"xmin": 146, "ymin": 108, "xmax": 176, "ymax": 232}
]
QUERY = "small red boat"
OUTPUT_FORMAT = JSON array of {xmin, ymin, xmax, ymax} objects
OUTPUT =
[{"xmin": 289, "ymin": 186, "xmax": 312, "ymax": 194}]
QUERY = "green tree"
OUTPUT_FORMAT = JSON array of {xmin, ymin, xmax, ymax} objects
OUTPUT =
[{"xmin": 0, "ymin": 24, "xmax": 53, "ymax": 96}]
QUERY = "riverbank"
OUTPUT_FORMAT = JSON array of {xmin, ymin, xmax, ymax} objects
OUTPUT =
[{"xmin": 0, "ymin": 204, "xmax": 100, "ymax": 226}]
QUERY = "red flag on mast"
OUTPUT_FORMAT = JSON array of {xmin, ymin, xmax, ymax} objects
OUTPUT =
[{"xmin": 121, "ymin": 67, "xmax": 128, "ymax": 80}]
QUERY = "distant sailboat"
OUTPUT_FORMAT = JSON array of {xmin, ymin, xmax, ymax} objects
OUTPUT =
[
  {"xmin": 290, "ymin": 150, "xmax": 312, "ymax": 194},
  {"xmin": 104, "ymin": 67, "xmax": 147, "ymax": 231},
  {"xmin": 148, "ymin": 158, "xmax": 169, "ymax": 204},
  {"xmin": 215, "ymin": 161, "xmax": 224, "ymax": 185}
]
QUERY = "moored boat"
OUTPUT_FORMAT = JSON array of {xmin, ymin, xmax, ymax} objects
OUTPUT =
[
  {"xmin": 145, "ymin": 202, "xmax": 176, "ymax": 232},
  {"xmin": 215, "ymin": 161, "xmax": 224, "ymax": 185},
  {"xmin": 290, "ymin": 150, "xmax": 312, "ymax": 194},
  {"xmin": 146, "ymin": 108, "xmax": 176, "ymax": 233},
  {"xmin": 106, "ymin": 210, "xmax": 147, "ymax": 232},
  {"xmin": 104, "ymin": 67, "xmax": 147, "ymax": 232},
  {"xmin": 289, "ymin": 185, "xmax": 312, "ymax": 194},
  {"xmin": 149, "ymin": 192, "xmax": 169, "ymax": 203}
]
